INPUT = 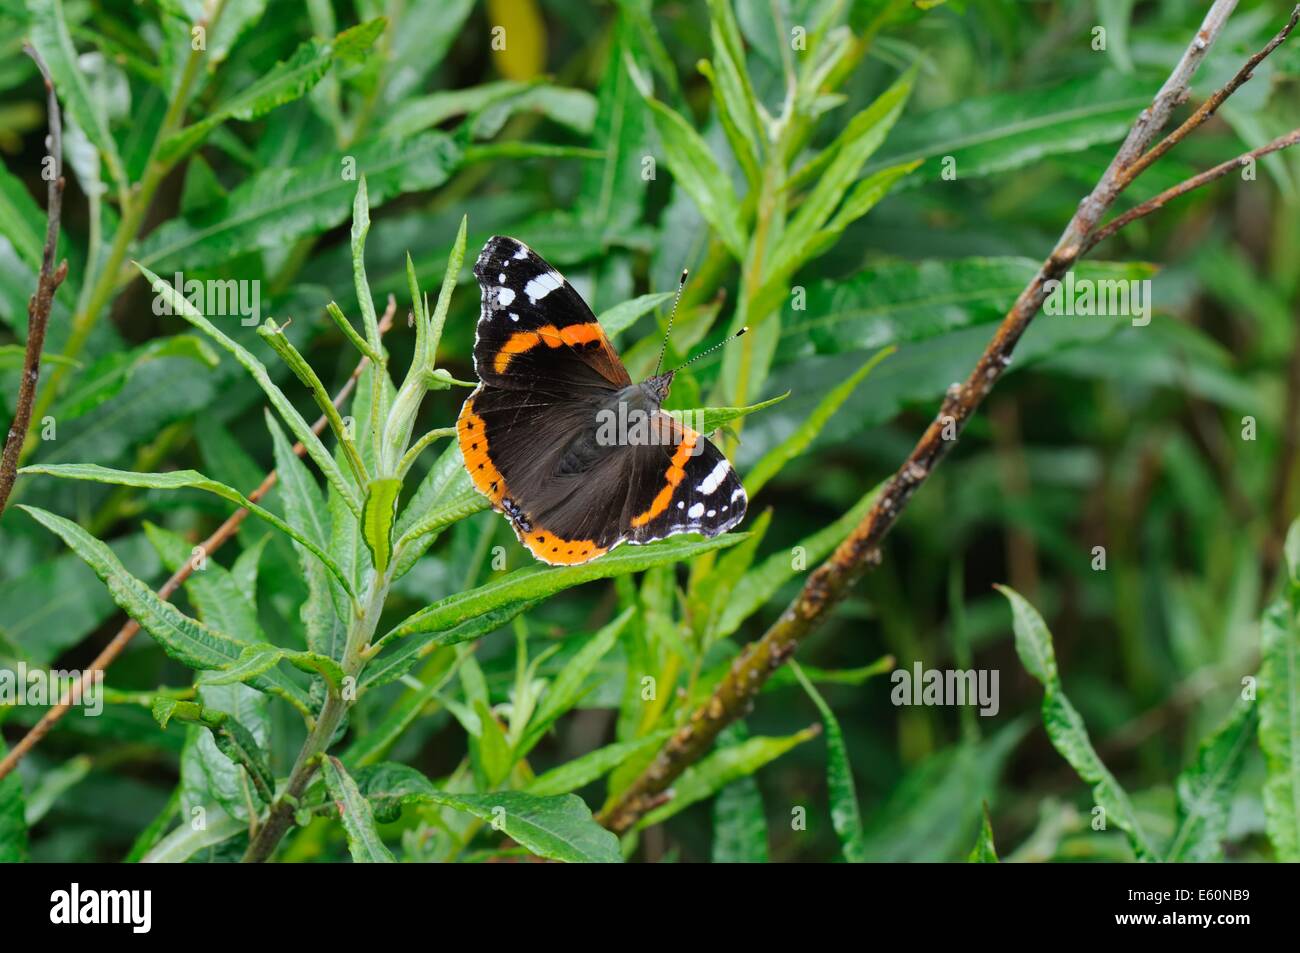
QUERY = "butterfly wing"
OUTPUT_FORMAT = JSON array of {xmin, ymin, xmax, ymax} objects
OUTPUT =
[
  {"xmin": 458, "ymin": 236, "xmax": 746, "ymax": 566},
  {"xmin": 460, "ymin": 391, "xmax": 746, "ymax": 565},
  {"xmin": 619, "ymin": 412, "xmax": 748, "ymax": 545},
  {"xmin": 472, "ymin": 235, "xmax": 630, "ymax": 393}
]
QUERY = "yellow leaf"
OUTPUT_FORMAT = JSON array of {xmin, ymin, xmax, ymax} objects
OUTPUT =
[{"xmin": 487, "ymin": 0, "xmax": 545, "ymax": 80}]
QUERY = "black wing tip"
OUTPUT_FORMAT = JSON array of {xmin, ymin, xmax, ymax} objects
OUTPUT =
[{"xmin": 475, "ymin": 236, "xmax": 531, "ymax": 278}]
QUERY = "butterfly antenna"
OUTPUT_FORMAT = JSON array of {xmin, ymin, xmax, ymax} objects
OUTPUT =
[
  {"xmin": 667, "ymin": 326, "xmax": 749, "ymax": 374},
  {"xmin": 654, "ymin": 268, "xmax": 689, "ymax": 377}
]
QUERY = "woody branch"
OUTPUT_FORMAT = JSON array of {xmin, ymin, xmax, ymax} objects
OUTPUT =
[
  {"xmin": 600, "ymin": 0, "xmax": 1300, "ymax": 834},
  {"xmin": 0, "ymin": 45, "xmax": 67, "ymax": 518}
]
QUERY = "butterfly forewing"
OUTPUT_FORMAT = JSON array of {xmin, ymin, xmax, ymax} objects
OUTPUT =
[{"xmin": 472, "ymin": 235, "xmax": 629, "ymax": 393}]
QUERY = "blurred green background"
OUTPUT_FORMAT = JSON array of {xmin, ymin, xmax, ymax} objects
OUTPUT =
[{"xmin": 1, "ymin": 0, "xmax": 1298, "ymax": 862}]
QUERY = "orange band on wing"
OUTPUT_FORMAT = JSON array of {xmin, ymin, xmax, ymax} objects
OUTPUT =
[
  {"xmin": 457, "ymin": 398, "xmax": 506, "ymax": 504},
  {"xmin": 630, "ymin": 430, "xmax": 698, "ymax": 528},
  {"xmin": 520, "ymin": 528, "xmax": 607, "ymax": 566},
  {"xmin": 493, "ymin": 322, "xmax": 607, "ymax": 374}
]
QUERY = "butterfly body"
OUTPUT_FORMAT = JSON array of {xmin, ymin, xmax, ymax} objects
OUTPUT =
[{"xmin": 457, "ymin": 236, "xmax": 746, "ymax": 566}]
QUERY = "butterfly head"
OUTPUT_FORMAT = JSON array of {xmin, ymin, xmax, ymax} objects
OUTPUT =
[{"xmin": 641, "ymin": 370, "xmax": 675, "ymax": 405}]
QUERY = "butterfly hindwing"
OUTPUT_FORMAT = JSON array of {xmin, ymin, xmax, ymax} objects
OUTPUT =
[{"xmin": 620, "ymin": 414, "xmax": 747, "ymax": 545}]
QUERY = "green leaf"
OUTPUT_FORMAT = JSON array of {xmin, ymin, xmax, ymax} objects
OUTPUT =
[
  {"xmin": 1167, "ymin": 699, "xmax": 1257, "ymax": 862},
  {"xmin": 257, "ymin": 319, "xmax": 367, "ymax": 482},
  {"xmin": 382, "ymin": 80, "xmax": 531, "ymax": 139},
  {"xmin": 791, "ymin": 662, "xmax": 865, "ymax": 863},
  {"xmin": 141, "ymin": 521, "xmax": 275, "ymax": 822},
  {"xmin": 134, "ymin": 263, "xmax": 364, "ymax": 519},
  {"xmin": 385, "ymin": 0, "xmax": 476, "ymax": 102},
  {"xmin": 702, "ymin": 4, "xmax": 763, "ymax": 190},
  {"xmin": 200, "ymin": 643, "xmax": 344, "ymax": 693},
  {"xmin": 639, "ymin": 726, "xmax": 819, "ymax": 829},
  {"xmin": 361, "ymin": 478, "xmax": 401, "ymax": 575},
  {"xmin": 641, "ymin": 96, "xmax": 746, "ymax": 260},
  {"xmin": 468, "ymin": 84, "xmax": 598, "ymax": 140},
  {"xmin": 426, "ymin": 213, "xmax": 468, "ymax": 369},
  {"xmin": 137, "ymin": 131, "xmax": 461, "ymax": 272},
  {"xmin": 746, "ymin": 348, "xmax": 892, "ymax": 496},
  {"xmin": 382, "ymin": 534, "xmax": 744, "ymax": 645},
  {"xmin": 266, "ymin": 414, "xmax": 346, "ymax": 660},
  {"xmin": 0, "ymin": 156, "xmax": 48, "ymax": 270},
  {"xmin": 780, "ymin": 68, "xmax": 915, "ymax": 263},
  {"xmin": 519, "ymin": 609, "xmax": 634, "ymax": 755},
  {"xmin": 349, "ymin": 176, "xmax": 382, "ymax": 356},
  {"xmin": 786, "ymin": 259, "xmax": 1156, "ymax": 359},
  {"xmin": 859, "ymin": 723, "xmax": 1024, "ymax": 862},
  {"xmin": 868, "ymin": 72, "xmax": 1153, "ymax": 183},
  {"xmin": 667, "ymin": 392, "xmax": 789, "ymax": 435},
  {"xmin": 710, "ymin": 724, "xmax": 769, "ymax": 863},
  {"xmin": 321, "ymin": 756, "xmax": 396, "ymax": 863},
  {"xmin": 157, "ymin": 19, "xmax": 386, "ymax": 162},
  {"xmin": 1259, "ymin": 521, "xmax": 1300, "ymax": 861},
  {"xmin": 525, "ymin": 732, "xmax": 672, "ymax": 797},
  {"xmin": 17, "ymin": 506, "xmax": 310, "ymax": 714},
  {"xmin": 392, "ymin": 490, "xmax": 491, "ymax": 572},
  {"xmin": 0, "ymin": 737, "xmax": 28, "ymax": 863},
  {"xmin": 597, "ymin": 291, "xmax": 675, "ymax": 343},
  {"xmin": 998, "ymin": 585, "xmax": 1155, "ymax": 859},
  {"xmin": 28, "ymin": 0, "xmax": 126, "ymax": 192},
  {"xmin": 54, "ymin": 334, "xmax": 219, "ymax": 420},
  {"xmin": 352, "ymin": 764, "xmax": 621, "ymax": 863},
  {"xmin": 968, "ymin": 803, "xmax": 999, "ymax": 862},
  {"xmin": 361, "ymin": 598, "xmax": 543, "ymax": 691},
  {"xmin": 578, "ymin": 19, "xmax": 651, "ymax": 239},
  {"xmin": 22, "ymin": 462, "xmax": 355, "ymax": 600},
  {"xmin": 140, "ymin": 810, "xmax": 245, "ymax": 863},
  {"xmin": 151, "ymin": 698, "xmax": 274, "ymax": 805},
  {"xmin": 344, "ymin": 651, "xmax": 467, "ymax": 767}
]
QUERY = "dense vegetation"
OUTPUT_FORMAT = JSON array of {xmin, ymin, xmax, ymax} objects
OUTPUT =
[{"xmin": 1, "ymin": 0, "xmax": 1298, "ymax": 863}]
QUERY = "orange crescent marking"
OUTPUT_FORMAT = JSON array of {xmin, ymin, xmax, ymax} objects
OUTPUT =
[
  {"xmin": 493, "ymin": 322, "xmax": 608, "ymax": 374},
  {"xmin": 457, "ymin": 398, "xmax": 506, "ymax": 504},
  {"xmin": 630, "ymin": 430, "xmax": 699, "ymax": 528},
  {"xmin": 520, "ymin": 528, "xmax": 607, "ymax": 565}
]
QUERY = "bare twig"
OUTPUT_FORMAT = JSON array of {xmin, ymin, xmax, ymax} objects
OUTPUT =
[
  {"xmin": 1085, "ymin": 128, "xmax": 1300, "ymax": 252},
  {"xmin": 0, "ymin": 298, "xmax": 397, "ymax": 783},
  {"xmin": 600, "ymin": 0, "xmax": 1300, "ymax": 835},
  {"xmin": 1114, "ymin": 5, "xmax": 1299, "ymax": 191},
  {"xmin": 0, "ymin": 46, "xmax": 67, "ymax": 517}
]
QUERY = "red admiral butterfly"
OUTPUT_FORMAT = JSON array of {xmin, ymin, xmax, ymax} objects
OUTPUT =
[{"xmin": 457, "ymin": 236, "xmax": 748, "ymax": 566}]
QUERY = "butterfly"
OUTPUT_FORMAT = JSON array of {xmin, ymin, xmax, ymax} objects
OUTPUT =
[{"xmin": 457, "ymin": 236, "xmax": 747, "ymax": 566}]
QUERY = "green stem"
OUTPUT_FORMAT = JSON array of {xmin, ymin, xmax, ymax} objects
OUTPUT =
[
  {"xmin": 394, "ymin": 427, "xmax": 455, "ymax": 482},
  {"xmin": 242, "ymin": 570, "xmax": 391, "ymax": 863}
]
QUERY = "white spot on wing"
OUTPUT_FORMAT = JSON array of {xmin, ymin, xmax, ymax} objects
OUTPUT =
[
  {"xmin": 730, "ymin": 487, "xmax": 744, "ymax": 502},
  {"xmin": 497, "ymin": 287, "xmax": 515, "ymax": 307},
  {"xmin": 509, "ymin": 312, "xmax": 520, "ymax": 322},
  {"xmin": 707, "ymin": 509, "xmax": 716, "ymax": 518},
  {"xmin": 697, "ymin": 459, "xmax": 731, "ymax": 495},
  {"xmin": 524, "ymin": 271, "xmax": 563, "ymax": 303},
  {"xmin": 498, "ymin": 272, "xmax": 506, "ymax": 282},
  {"xmin": 677, "ymin": 500, "xmax": 685, "ymax": 509},
  {"xmin": 688, "ymin": 502, "xmax": 705, "ymax": 519},
  {"xmin": 513, "ymin": 246, "xmax": 528, "ymax": 260}
]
